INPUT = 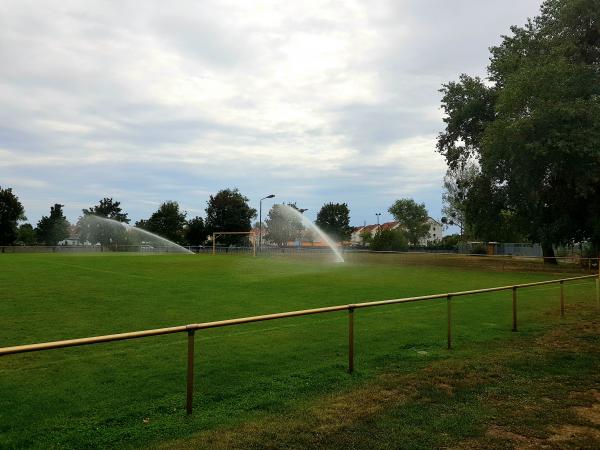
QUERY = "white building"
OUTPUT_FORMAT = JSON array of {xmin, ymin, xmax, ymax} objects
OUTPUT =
[
  {"xmin": 418, "ymin": 217, "xmax": 443, "ymax": 246},
  {"xmin": 351, "ymin": 217, "xmax": 443, "ymax": 247}
]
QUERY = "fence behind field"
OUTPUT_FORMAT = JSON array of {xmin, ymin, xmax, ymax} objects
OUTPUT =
[{"xmin": 1, "ymin": 271, "xmax": 598, "ymax": 415}]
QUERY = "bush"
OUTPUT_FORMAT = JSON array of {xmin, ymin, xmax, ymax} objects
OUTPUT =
[{"xmin": 371, "ymin": 229, "xmax": 408, "ymax": 251}]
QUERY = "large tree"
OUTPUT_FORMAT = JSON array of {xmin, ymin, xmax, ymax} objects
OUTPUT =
[
  {"xmin": 82, "ymin": 198, "xmax": 130, "ymax": 223},
  {"xmin": 16, "ymin": 224, "xmax": 37, "ymax": 245},
  {"xmin": 388, "ymin": 199, "xmax": 429, "ymax": 246},
  {"xmin": 185, "ymin": 216, "xmax": 208, "ymax": 245},
  {"xmin": 441, "ymin": 163, "xmax": 479, "ymax": 237},
  {"xmin": 78, "ymin": 198, "xmax": 130, "ymax": 246},
  {"xmin": 315, "ymin": 202, "xmax": 351, "ymax": 242},
  {"xmin": 370, "ymin": 229, "xmax": 408, "ymax": 251},
  {"xmin": 437, "ymin": 0, "xmax": 600, "ymax": 260},
  {"xmin": 36, "ymin": 204, "xmax": 70, "ymax": 245},
  {"xmin": 0, "ymin": 186, "xmax": 26, "ymax": 245},
  {"xmin": 205, "ymin": 188, "xmax": 256, "ymax": 246},
  {"xmin": 137, "ymin": 201, "xmax": 187, "ymax": 244},
  {"xmin": 264, "ymin": 203, "xmax": 304, "ymax": 246}
]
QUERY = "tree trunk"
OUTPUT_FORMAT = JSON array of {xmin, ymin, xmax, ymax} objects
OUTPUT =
[{"xmin": 542, "ymin": 242, "xmax": 557, "ymax": 265}]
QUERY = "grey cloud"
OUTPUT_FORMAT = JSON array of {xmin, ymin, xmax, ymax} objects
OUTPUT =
[
  {"xmin": 0, "ymin": 0, "xmax": 544, "ymax": 227},
  {"xmin": 332, "ymin": 102, "xmax": 439, "ymax": 150}
]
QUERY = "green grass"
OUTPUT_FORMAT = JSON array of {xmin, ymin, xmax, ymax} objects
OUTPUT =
[{"xmin": 0, "ymin": 253, "xmax": 596, "ymax": 449}]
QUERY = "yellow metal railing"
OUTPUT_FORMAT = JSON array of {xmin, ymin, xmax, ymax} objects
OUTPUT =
[{"xmin": 1, "ymin": 273, "xmax": 598, "ymax": 414}]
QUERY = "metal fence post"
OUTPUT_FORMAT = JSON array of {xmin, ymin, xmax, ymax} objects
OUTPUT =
[
  {"xmin": 447, "ymin": 294, "xmax": 452, "ymax": 350},
  {"xmin": 512, "ymin": 286, "xmax": 518, "ymax": 332},
  {"xmin": 186, "ymin": 329, "xmax": 195, "ymax": 414},
  {"xmin": 560, "ymin": 281, "xmax": 565, "ymax": 318},
  {"xmin": 348, "ymin": 307, "xmax": 354, "ymax": 373}
]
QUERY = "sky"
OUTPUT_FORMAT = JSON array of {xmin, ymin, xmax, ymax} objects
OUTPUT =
[{"xmin": 0, "ymin": 0, "xmax": 543, "ymax": 228}]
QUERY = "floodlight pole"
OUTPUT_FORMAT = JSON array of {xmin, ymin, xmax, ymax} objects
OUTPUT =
[
  {"xmin": 375, "ymin": 213, "xmax": 381, "ymax": 226},
  {"xmin": 259, "ymin": 194, "xmax": 275, "ymax": 253}
]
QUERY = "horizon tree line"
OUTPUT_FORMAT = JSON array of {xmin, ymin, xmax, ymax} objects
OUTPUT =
[{"xmin": 1, "ymin": 185, "xmax": 436, "ymax": 250}]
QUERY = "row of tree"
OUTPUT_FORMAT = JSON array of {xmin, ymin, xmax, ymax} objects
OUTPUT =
[
  {"xmin": 438, "ymin": 0, "xmax": 600, "ymax": 260},
  {"xmin": 1, "ymin": 187, "xmax": 369, "ymax": 247},
  {"xmin": 0, "ymin": 188, "xmax": 256, "ymax": 246},
  {"xmin": 2, "ymin": 184, "xmax": 434, "ymax": 249}
]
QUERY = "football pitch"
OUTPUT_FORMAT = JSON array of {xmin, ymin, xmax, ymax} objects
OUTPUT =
[{"xmin": 0, "ymin": 253, "xmax": 596, "ymax": 449}]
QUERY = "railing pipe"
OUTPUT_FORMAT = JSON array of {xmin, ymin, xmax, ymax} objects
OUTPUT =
[{"xmin": 1, "ymin": 274, "xmax": 596, "ymax": 357}]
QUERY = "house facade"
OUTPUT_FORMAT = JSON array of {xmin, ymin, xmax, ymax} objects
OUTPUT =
[{"xmin": 351, "ymin": 217, "xmax": 443, "ymax": 247}]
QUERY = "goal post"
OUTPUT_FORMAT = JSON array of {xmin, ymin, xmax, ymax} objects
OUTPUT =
[{"xmin": 211, "ymin": 231, "xmax": 257, "ymax": 256}]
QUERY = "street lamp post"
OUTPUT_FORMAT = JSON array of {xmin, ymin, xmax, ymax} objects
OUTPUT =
[
  {"xmin": 259, "ymin": 194, "xmax": 275, "ymax": 252},
  {"xmin": 375, "ymin": 213, "xmax": 381, "ymax": 226}
]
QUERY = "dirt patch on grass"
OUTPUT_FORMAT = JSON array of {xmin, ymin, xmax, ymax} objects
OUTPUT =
[
  {"xmin": 159, "ymin": 375, "xmax": 410, "ymax": 450},
  {"xmin": 535, "ymin": 316, "xmax": 600, "ymax": 352},
  {"xmin": 547, "ymin": 424, "xmax": 600, "ymax": 444},
  {"xmin": 485, "ymin": 425, "xmax": 543, "ymax": 448},
  {"xmin": 159, "ymin": 309, "xmax": 600, "ymax": 450}
]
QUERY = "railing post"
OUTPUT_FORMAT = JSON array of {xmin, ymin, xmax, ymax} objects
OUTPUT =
[
  {"xmin": 186, "ymin": 329, "xmax": 195, "ymax": 414},
  {"xmin": 447, "ymin": 294, "xmax": 452, "ymax": 350},
  {"xmin": 560, "ymin": 280, "xmax": 565, "ymax": 318},
  {"xmin": 348, "ymin": 307, "xmax": 354, "ymax": 374},
  {"xmin": 596, "ymin": 278, "xmax": 599, "ymax": 312},
  {"xmin": 512, "ymin": 286, "xmax": 518, "ymax": 332},
  {"xmin": 597, "ymin": 260, "xmax": 600, "ymax": 311}
]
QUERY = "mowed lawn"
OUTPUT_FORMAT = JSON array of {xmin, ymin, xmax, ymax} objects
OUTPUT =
[{"xmin": 0, "ymin": 253, "xmax": 595, "ymax": 449}]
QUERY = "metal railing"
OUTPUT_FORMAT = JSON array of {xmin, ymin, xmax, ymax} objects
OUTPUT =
[{"xmin": 1, "ymin": 273, "xmax": 598, "ymax": 414}]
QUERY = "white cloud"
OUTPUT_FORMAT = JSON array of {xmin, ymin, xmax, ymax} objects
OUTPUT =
[{"xmin": 0, "ymin": 0, "xmax": 543, "ymax": 225}]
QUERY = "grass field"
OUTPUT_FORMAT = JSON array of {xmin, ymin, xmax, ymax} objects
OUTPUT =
[{"xmin": 0, "ymin": 253, "xmax": 598, "ymax": 449}]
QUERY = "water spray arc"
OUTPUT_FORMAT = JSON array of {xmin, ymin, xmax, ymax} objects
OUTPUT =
[
  {"xmin": 80, "ymin": 215, "xmax": 193, "ymax": 254},
  {"xmin": 280, "ymin": 205, "xmax": 344, "ymax": 263}
]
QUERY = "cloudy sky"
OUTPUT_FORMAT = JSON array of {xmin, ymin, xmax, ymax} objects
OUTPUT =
[{"xmin": 1, "ymin": 0, "xmax": 543, "ymax": 227}]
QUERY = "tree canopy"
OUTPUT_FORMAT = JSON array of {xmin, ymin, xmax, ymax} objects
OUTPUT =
[
  {"xmin": 265, "ymin": 203, "xmax": 304, "ymax": 246},
  {"xmin": 441, "ymin": 163, "xmax": 478, "ymax": 237},
  {"xmin": 370, "ymin": 229, "xmax": 408, "ymax": 251},
  {"xmin": 315, "ymin": 202, "xmax": 351, "ymax": 242},
  {"xmin": 79, "ymin": 198, "xmax": 130, "ymax": 246},
  {"xmin": 185, "ymin": 216, "xmax": 208, "ymax": 245},
  {"xmin": 0, "ymin": 186, "xmax": 26, "ymax": 245},
  {"xmin": 438, "ymin": 0, "xmax": 600, "ymax": 257},
  {"xmin": 82, "ymin": 198, "xmax": 130, "ymax": 223},
  {"xmin": 36, "ymin": 204, "xmax": 70, "ymax": 245},
  {"xmin": 388, "ymin": 198, "xmax": 429, "ymax": 246},
  {"xmin": 16, "ymin": 224, "xmax": 36, "ymax": 245},
  {"xmin": 205, "ymin": 188, "xmax": 256, "ymax": 246},
  {"xmin": 137, "ymin": 201, "xmax": 187, "ymax": 244}
]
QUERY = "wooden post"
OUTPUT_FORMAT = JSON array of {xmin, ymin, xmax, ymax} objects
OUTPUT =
[
  {"xmin": 212, "ymin": 234, "xmax": 216, "ymax": 255},
  {"xmin": 447, "ymin": 295, "xmax": 452, "ymax": 350},
  {"xmin": 512, "ymin": 286, "xmax": 517, "ymax": 332},
  {"xmin": 560, "ymin": 281, "xmax": 565, "ymax": 318},
  {"xmin": 348, "ymin": 307, "xmax": 354, "ymax": 373},
  {"xmin": 186, "ymin": 330, "xmax": 195, "ymax": 414}
]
